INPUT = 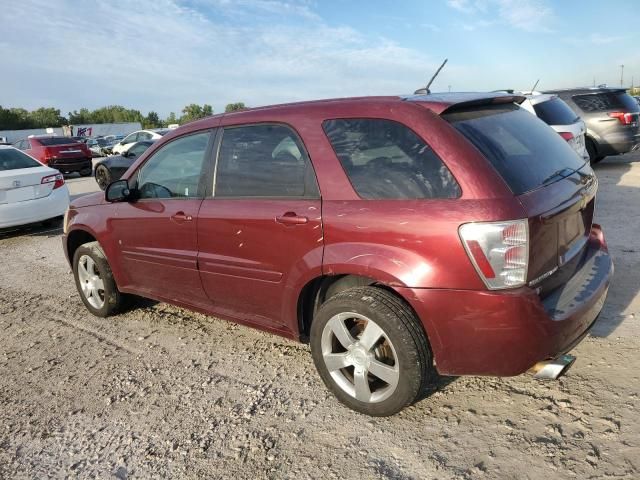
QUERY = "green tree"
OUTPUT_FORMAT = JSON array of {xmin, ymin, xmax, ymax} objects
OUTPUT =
[
  {"xmin": 164, "ymin": 112, "xmax": 178, "ymax": 126},
  {"xmin": 143, "ymin": 111, "xmax": 161, "ymax": 129},
  {"xmin": 202, "ymin": 104, "xmax": 213, "ymax": 116},
  {"xmin": 225, "ymin": 102, "xmax": 246, "ymax": 113},
  {"xmin": 180, "ymin": 103, "xmax": 203, "ymax": 123}
]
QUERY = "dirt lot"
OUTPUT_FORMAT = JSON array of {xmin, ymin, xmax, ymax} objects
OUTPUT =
[{"xmin": 1, "ymin": 156, "xmax": 639, "ymax": 479}]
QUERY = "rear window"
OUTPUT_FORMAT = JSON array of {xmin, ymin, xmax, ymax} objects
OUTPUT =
[
  {"xmin": 572, "ymin": 91, "xmax": 639, "ymax": 113},
  {"xmin": 444, "ymin": 104, "xmax": 585, "ymax": 195},
  {"xmin": 38, "ymin": 137, "xmax": 81, "ymax": 146},
  {"xmin": 322, "ymin": 118, "xmax": 460, "ymax": 199},
  {"xmin": 532, "ymin": 97, "xmax": 579, "ymax": 125},
  {"xmin": 0, "ymin": 148, "xmax": 42, "ymax": 170}
]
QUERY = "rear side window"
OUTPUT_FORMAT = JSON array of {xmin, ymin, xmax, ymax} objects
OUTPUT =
[
  {"xmin": 38, "ymin": 137, "xmax": 80, "ymax": 146},
  {"xmin": 532, "ymin": 97, "xmax": 579, "ymax": 125},
  {"xmin": 445, "ymin": 104, "xmax": 585, "ymax": 195},
  {"xmin": 573, "ymin": 92, "xmax": 639, "ymax": 113},
  {"xmin": 215, "ymin": 124, "xmax": 319, "ymax": 198},
  {"xmin": 322, "ymin": 119, "xmax": 460, "ymax": 199},
  {"xmin": 0, "ymin": 148, "xmax": 41, "ymax": 171}
]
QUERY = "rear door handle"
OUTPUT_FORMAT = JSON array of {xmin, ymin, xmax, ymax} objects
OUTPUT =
[
  {"xmin": 276, "ymin": 212, "xmax": 308, "ymax": 225},
  {"xmin": 171, "ymin": 211, "xmax": 193, "ymax": 223}
]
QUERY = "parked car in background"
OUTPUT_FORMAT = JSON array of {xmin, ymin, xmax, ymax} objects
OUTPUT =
[
  {"xmin": 86, "ymin": 137, "xmax": 109, "ymax": 157},
  {"xmin": 111, "ymin": 129, "xmax": 169, "ymax": 155},
  {"xmin": 0, "ymin": 146, "xmax": 69, "ymax": 228},
  {"xmin": 543, "ymin": 87, "xmax": 640, "ymax": 163},
  {"xmin": 519, "ymin": 92, "xmax": 588, "ymax": 161},
  {"xmin": 12, "ymin": 136, "xmax": 92, "ymax": 176},
  {"xmin": 94, "ymin": 140, "xmax": 155, "ymax": 190},
  {"xmin": 63, "ymin": 92, "xmax": 612, "ymax": 416}
]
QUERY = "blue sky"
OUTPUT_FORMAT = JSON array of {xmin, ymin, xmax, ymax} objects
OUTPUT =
[{"xmin": 1, "ymin": 0, "xmax": 638, "ymax": 117}]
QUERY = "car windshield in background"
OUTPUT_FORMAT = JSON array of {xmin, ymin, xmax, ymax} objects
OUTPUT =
[
  {"xmin": 573, "ymin": 91, "xmax": 640, "ymax": 113},
  {"xmin": 0, "ymin": 148, "xmax": 42, "ymax": 170},
  {"xmin": 444, "ymin": 104, "xmax": 585, "ymax": 195},
  {"xmin": 38, "ymin": 137, "xmax": 80, "ymax": 146},
  {"xmin": 532, "ymin": 97, "xmax": 579, "ymax": 125}
]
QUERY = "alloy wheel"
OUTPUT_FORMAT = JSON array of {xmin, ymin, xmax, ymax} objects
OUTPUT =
[{"xmin": 77, "ymin": 254, "xmax": 105, "ymax": 309}]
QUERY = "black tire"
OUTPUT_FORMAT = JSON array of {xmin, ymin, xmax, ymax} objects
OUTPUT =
[
  {"xmin": 79, "ymin": 166, "xmax": 93, "ymax": 177},
  {"xmin": 95, "ymin": 164, "xmax": 111, "ymax": 191},
  {"xmin": 586, "ymin": 138, "xmax": 604, "ymax": 164},
  {"xmin": 73, "ymin": 241, "xmax": 125, "ymax": 317},
  {"xmin": 310, "ymin": 286, "xmax": 433, "ymax": 416}
]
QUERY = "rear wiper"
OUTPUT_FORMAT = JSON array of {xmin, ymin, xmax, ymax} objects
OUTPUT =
[{"xmin": 542, "ymin": 168, "xmax": 573, "ymax": 186}]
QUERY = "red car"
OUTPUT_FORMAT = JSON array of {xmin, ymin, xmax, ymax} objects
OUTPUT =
[
  {"xmin": 62, "ymin": 93, "xmax": 613, "ymax": 416},
  {"xmin": 13, "ymin": 136, "xmax": 92, "ymax": 176}
]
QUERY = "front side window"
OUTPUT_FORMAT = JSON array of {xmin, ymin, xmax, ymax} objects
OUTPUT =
[
  {"xmin": 215, "ymin": 124, "xmax": 318, "ymax": 197},
  {"xmin": 137, "ymin": 132, "xmax": 210, "ymax": 199},
  {"xmin": 323, "ymin": 118, "xmax": 460, "ymax": 199}
]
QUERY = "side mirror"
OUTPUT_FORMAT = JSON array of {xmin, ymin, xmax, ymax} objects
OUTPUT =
[{"xmin": 106, "ymin": 179, "xmax": 132, "ymax": 202}]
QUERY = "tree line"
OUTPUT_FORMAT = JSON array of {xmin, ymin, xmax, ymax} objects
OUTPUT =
[{"xmin": 0, "ymin": 102, "xmax": 246, "ymax": 131}]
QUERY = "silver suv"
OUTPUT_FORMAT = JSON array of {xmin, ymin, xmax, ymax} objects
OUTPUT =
[{"xmin": 543, "ymin": 87, "xmax": 640, "ymax": 163}]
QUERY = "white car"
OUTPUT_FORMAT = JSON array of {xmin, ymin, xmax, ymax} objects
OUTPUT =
[
  {"xmin": 520, "ymin": 92, "xmax": 589, "ymax": 161},
  {"xmin": 0, "ymin": 146, "xmax": 69, "ymax": 229},
  {"xmin": 111, "ymin": 129, "xmax": 170, "ymax": 155}
]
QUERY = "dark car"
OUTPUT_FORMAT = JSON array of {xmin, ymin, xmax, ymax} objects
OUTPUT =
[
  {"xmin": 543, "ymin": 87, "xmax": 640, "ymax": 163},
  {"xmin": 63, "ymin": 93, "xmax": 612, "ymax": 416},
  {"xmin": 12, "ymin": 136, "xmax": 92, "ymax": 176},
  {"xmin": 94, "ymin": 140, "xmax": 154, "ymax": 190}
]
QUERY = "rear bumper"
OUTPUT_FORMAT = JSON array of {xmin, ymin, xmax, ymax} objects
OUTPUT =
[
  {"xmin": 49, "ymin": 157, "xmax": 92, "ymax": 173},
  {"xmin": 596, "ymin": 130, "xmax": 640, "ymax": 156},
  {"xmin": 0, "ymin": 186, "xmax": 69, "ymax": 229},
  {"xmin": 398, "ymin": 225, "xmax": 613, "ymax": 376}
]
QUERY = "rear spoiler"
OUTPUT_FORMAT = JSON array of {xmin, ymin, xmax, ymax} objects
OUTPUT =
[{"xmin": 402, "ymin": 92, "xmax": 526, "ymax": 115}]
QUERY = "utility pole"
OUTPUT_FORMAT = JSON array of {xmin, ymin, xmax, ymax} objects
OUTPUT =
[
  {"xmin": 620, "ymin": 64, "xmax": 624, "ymax": 87},
  {"xmin": 448, "ymin": 85, "xmax": 451, "ymax": 92}
]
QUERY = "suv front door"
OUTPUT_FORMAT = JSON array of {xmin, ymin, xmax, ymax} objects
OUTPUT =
[
  {"xmin": 111, "ymin": 130, "xmax": 214, "ymax": 306},
  {"xmin": 197, "ymin": 124, "xmax": 323, "ymax": 331}
]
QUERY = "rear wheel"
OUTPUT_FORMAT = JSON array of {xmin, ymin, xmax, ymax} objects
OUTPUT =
[
  {"xmin": 95, "ymin": 164, "xmax": 112, "ymax": 190},
  {"xmin": 310, "ymin": 286, "xmax": 433, "ymax": 416},
  {"xmin": 586, "ymin": 138, "xmax": 604, "ymax": 164},
  {"xmin": 73, "ymin": 241, "xmax": 125, "ymax": 317},
  {"xmin": 80, "ymin": 166, "xmax": 93, "ymax": 177}
]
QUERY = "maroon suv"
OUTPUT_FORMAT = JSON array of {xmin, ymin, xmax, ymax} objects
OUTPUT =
[{"xmin": 62, "ymin": 93, "xmax": 613, "ymax": 416}]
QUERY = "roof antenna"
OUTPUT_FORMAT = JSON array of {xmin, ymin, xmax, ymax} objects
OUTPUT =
[
  {"xmin": 530, "ymin": 78, "xmax": 540, "ymax": 93},
  {"xmin": 414, "ymin": 58, "xmax": 448, "ymax": 95}
]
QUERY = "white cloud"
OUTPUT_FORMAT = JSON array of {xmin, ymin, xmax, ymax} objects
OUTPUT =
[
  {"xmin": 0, "ymin": 0, "xmax": 446, "ymax": 116},
  {"xmin": 446, "ymin": 0, "xmax": 554, "ymax": 32}
]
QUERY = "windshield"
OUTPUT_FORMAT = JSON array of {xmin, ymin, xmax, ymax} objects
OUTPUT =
[
  {"xmin": 444, "ymin": 104, "xmax": 586, "ymax": 195},
  {"xmin": 38, "ymin": 137, "xmax": 81, "ymax": 146},
  {"xmin": 0, "ymin": 148, "xmax": 42, "ymax": 170},
  {"xmin": 532, "ymin": 97, "xmax": 579, "ymax": 125}
]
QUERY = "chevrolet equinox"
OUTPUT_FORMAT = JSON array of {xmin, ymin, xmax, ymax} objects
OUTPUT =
[{"xmin": 63, "ymin": 92, "xmax": 613, "ymax": 416}]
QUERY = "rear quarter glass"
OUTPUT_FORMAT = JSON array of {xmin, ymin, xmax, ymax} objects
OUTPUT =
[{"xmin": 444, "ymin": 104, "xmax": 585, "ymax": 195}]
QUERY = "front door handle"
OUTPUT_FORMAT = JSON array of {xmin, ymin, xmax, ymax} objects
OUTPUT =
[
  {"xmin": 276, "ymin": 212, "xmax": 308, "ymax": 226},
  {"xmin": 171, "ymin": 211, "xmax": 193, "ymax": 223}
]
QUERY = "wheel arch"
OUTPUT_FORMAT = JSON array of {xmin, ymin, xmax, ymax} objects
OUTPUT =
[{"xmin": 297, "ymin": 274, "xmax": 426, "ymax": 344}]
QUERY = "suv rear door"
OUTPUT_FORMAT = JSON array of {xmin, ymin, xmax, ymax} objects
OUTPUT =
[
  {"xmin": 444, "ymin": 103, "xmax": 594, "ymax": 293},
  {"xmin": 197, "ymin": 124, "xmax": 322, "ymax": 330}
]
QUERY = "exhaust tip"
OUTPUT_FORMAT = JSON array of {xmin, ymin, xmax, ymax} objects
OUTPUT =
[{"xmin": 529, "ymin": 354, "xmax": 576, "ymax": 380}]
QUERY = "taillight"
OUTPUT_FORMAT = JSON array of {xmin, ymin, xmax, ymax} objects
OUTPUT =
[
  {"xmin": 459, "ymin": 219, "xmax": 529, "ymax": 290},
  {"xmin": 608, "ymin": 112, "xmax": 634, "ymax": 125},
  {"xmin": 43, "ymin": 147, "xmax": 54, "ymax": 164},
  {"xmin": 558, "ymin": 132, "xmax": 574, "ymax": 142},
  {"xmin": 41, "ymin": 173, "xmax": 65, "ymax": 189}
]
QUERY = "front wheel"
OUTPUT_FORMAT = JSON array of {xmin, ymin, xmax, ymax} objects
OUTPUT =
[
  {"xmin": 310, "ymin": 286, "xmax": 433, "ymax": 416},
  {"xmin": 73, "ymin": 241, "xmax": 126, "ymax": 317},
  {"xmin": 95, "ymin": 164, "xmax": 111, "ymax": 190}
]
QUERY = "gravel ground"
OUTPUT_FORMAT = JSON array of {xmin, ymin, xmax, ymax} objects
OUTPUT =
[{"xmin": 0, "ymin": 155, "xmax": 639, "ymax": 479}]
